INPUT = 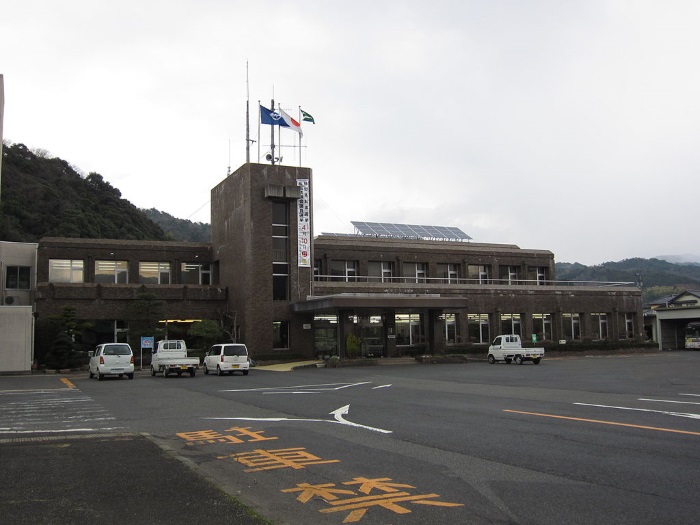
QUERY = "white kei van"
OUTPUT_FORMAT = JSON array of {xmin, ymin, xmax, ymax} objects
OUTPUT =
[{"xmin": 202, "ymin": 343, "xmax": 250, "ymax": 376}]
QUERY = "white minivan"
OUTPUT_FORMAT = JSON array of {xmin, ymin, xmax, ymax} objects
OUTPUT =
[
  {"xmin": 203, "ymin": 343, "xmax": 250, "ymax": 376},
  {"xmin": 88, "ymin": 343, "xmax": 135, "ymax": 380}
]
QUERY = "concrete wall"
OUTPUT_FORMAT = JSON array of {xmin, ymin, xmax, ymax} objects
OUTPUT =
[{"xmin": 0, "ymin": 306, "xmax": 34, "ymax": 372}]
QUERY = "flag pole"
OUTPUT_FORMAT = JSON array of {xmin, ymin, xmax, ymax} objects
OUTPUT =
[
  {"xmin": 298, "ymin": 106, "xmax": 302, "ymax": 167},
  {"xmin": 270, "ymin": 98, "xmax": 275, "ymax": 165},
  {"xmin": 257, "ymin": 100, "xmax": 261, "ymax": 163}
]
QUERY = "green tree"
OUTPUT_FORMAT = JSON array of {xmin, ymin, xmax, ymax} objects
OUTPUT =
[
  {"xmin": 128, "ymin": 292, "xmax": 165, "ymax": 348},
  {"xmin": 44, "ymin": 332, "xmax": 81, "ymax": 370},
  {"xmin": 188, "ymin": 319, "xmax": 224, "ymax": 351},
  {"xmin": 345, "ymin": 334, "xmax": 361, "ymax": 359},
  {"xmin": 42, "ymin": 307, "xmax": 88, "ymax": 370}
]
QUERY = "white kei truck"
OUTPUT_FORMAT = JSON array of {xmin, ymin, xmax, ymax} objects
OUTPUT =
[
  {"xmin": 487, "ymin": 334, "xmax": 544, "ymax": 365},
  {"xmin": 150, "ymin": 340, "xmax": 199, "ymax": 377}
]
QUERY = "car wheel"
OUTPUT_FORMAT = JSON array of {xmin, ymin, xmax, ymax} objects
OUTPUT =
[
  {"xmin": 216, "ymin": 366, "xmax": 223, "ymax": 376},
  {"xmin": 176, "ymin": 371, "xmax": 182, "ymax": 376},
  {"xmin": 98, "ymin": 372, "xmax": 104, "ymax": 381},
  {"xmin": 89, "ymin": 369, "xmax": 94, "ymax": 379},
  {"xmin": 127, "ymin": 373, "xmax": 134, "ymax": 379},
  {"xmin": 119, "ymin": 374, "xmax": 123, "ymax": 378},
  {"xmin": 243, "ymin": 370, "xmax": 249, "ymax": 376},
  {"xmin": 532, "ymin": 358, "xmax": 541, "ymax": 365},
  {"xmin": 487, "ymin": 355, "xmax": 495, "ymax": 364},
  {"xmin": 150, "ymin": 366, "xmax": 156, "ymax": 377},
  {"xmin": 203, "ymin": 364, "xmax": 209, "ymax": 375},
  {"xmin": 189, "ymin": 369, "xmax": 196, "ymax": 377},
  {"xmin": 515, "ymin": 355, "xmax": 524, "ymax": 365}
]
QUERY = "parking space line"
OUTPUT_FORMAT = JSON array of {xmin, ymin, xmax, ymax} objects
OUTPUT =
[
  {"xmin": 504, "ymin": 409, "xmax": 700, "ymax": 436},
  {"xmin": 60, "ymin": 378, "xmax": 76, "ymax": 389}
]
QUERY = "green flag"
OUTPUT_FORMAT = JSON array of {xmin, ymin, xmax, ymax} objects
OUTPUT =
[{"xmin": 300, "ymin": 109, "xmax": 315, "ymax": 124}]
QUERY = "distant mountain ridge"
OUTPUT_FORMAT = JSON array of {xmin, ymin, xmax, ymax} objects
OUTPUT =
[
  {"xmin": 654, "ymin": 254, "xmax": 700, "ymax": 266},
  {"xmin": 555, "ymin": 258, "xmax": 700, "ymax": 303}
]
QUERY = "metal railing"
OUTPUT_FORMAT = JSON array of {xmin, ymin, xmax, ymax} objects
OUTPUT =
[{"xmin": 313, "ymin": 275, "xmax": 635, "ymax": 288}]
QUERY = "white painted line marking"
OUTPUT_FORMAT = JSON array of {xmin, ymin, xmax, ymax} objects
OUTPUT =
[
  {"xmin": 221, "ymin": 381, "xmax": 371, "ymax": 394},
  {"xmin": 372, "ymin": 384, "xmax": 392, "ymax": 389},
  {"xmin": 574, "ymin": 403, "xmax": 700, "ymax": 420},
  {"xmin": 639, "ymin": 398, "xmax": 700, "ymax": 405}
]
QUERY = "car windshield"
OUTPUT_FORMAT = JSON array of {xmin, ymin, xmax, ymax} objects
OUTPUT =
[
  {"xmin": 103, "ymin": 345, "xmax": 131, "ymax": 356},
  {"xmin": 223, "ymin": 345, "xmax": 247, "ymax": 357}
]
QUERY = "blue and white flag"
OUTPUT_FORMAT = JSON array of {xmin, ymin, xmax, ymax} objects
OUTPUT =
[
  {"xmin": 260, "ymin": 105, "xmax": 287, "ymax": 127},
  {"xmin": 260, "ymin": 105, "xmax": 303, "ymax": 136}
]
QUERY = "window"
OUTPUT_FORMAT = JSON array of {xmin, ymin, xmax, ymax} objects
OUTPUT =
[
  {"xmin": 314, "ymin": 315, "xmax": 338, "ymax": 356},
  {"xmin": 499, "ymin": 265, "xmax": 519, "ymax": 285},
  {"xmin": 532, "ymin": 313, "xmax": 552, "ymax": 341},
  {"xmin": 368, "ymin": 261, "xmax": 395, "ymax": 282},
  {"xmin": 95, "ymin": 260, "xmax": 128, "ymax": 284},
  {"xmin": 402, "ymin": 262, "xmax": 427, "ymax": 283},
  {"xmin": 273, "ymin": 321, "xmax": 289, "ymax": 349},
  {"xmin": 468, "ymin": 313, "xmax": 490, "ymax": 343},
  {"xmin": 49, "ymin": 259, "xmax": 84, "ymax": 283},
  {"xmin": 443, "ymin": 313, "xmax": 458, "ymax": 343},
  {"xmin": 527, "ymin": 266, "xmax": 548, "ymax": 285},
  {"xmin": 138, "ymin": 262, "xmax": 171, "ymax": 284},
  {"xmin": 438, "ymin": 263, "xmax": 460, "ymax": 284},
  {"xmin": 330, "ymin": 260, "xmax": 358, "ymax": 282},
  {"xmin": 562, "ymin": 313, "xmax": 581, "ymax": 340},
  {"xmin": 591, "ymin": 313, "xmax": 608, "ymax": 340},
  {"xmin": 5, "ymin": 266, "xmax": 31, "ymax": 289},
  {"xmin": 273, "ymin": 263, "xmax": 289, "ymax": 300},
  {"xmin": 623, "ymin": 313, "xmax": 635, "ymax": 339},
  {"xmin": 272, "ymin": 201, "xmax": 290, "ymax": 300},
  {"xmin": 395, "ymin": 313, "xmax": 424, "ymax": 345},
  {"xmin": 500, "ymin": 313, "xmax": 521, "ymax": 336},
  {"xmin": 467, "ymin": 265, "xmax": 490, "ymax": 284},
  {"xmin": 181, "ymin": 263, "xmax": 211, "ymax": 285}
]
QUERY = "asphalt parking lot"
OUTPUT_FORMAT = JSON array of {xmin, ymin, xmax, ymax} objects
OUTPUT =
[
  {"xmin": 0, "ymin": 432, "xmax": 271, "ymax": 525},
  {"xmin": 2, "ymin": 351, "xmax": 699, "ymax": 525}
]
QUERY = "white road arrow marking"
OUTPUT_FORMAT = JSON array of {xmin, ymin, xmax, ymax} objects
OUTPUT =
[
  {"xmin": 205, "ymin": 404, "xmax": 392, "ymax": 434},
  {"xmin": 329, "ymin": 404, "xmax": 392, "ymax": 434}
]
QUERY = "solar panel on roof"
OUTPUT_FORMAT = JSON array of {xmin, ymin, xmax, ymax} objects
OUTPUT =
[{"xmin": 351, "ymin": 221, "xmax": 471, "ymax": 242}]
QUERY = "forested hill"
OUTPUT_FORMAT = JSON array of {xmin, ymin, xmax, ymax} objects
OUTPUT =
[
  {"xmin": 556, "ymin": 258, "xmax": 700, "ymax": 302},
  {"xmin": 0, "ymin": 142, "xmax": 211, "ymax": 242}
]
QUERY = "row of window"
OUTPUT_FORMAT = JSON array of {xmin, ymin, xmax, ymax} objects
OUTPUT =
[
  {"xmin": 315, "ymin": 260, "xmax": 549, "ymax": 285},
  {"xmin": 48, "ymin": 260, "xmax": 212, "ymax": 285},
  {"xmin": 313, "ymin": 312, "xmax": 636, "ymax": 349}
]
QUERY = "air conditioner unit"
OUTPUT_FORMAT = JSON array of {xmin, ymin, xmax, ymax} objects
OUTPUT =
[{"xmin": 3, "ymin": 296, "xmax": 16, "ymax": 305}]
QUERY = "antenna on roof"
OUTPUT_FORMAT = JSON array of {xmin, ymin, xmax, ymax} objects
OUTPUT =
[
  {"xmin": 227, "ymin": 139, "xmax": 231, "ymax": 176},
  {"xmin": 245, "ymin": 61, "xmax": 251, "ymax": 164}
]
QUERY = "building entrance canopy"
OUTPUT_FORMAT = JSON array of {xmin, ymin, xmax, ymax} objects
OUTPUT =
[{"xmin": 291, "ymin": 293, "xmax": 468, "ymax": 314}]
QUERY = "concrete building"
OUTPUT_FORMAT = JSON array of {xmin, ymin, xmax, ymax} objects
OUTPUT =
[
  {"xmin": 29, "ymin": 162, "xmax": 643, "ymax": 363},
  {"xmin": 0, "ymin": 241, "xmax": 37, "ymax": 372}
]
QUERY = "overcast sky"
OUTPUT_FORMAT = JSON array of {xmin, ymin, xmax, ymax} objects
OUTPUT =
[{"xmin": 2, "ymin": 1, "xmax": 699, "ymax": 265}]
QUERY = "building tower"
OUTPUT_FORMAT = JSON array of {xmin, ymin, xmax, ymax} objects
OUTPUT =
[{"xmin": 211, "ymin": 162, "xmax": 314, "ymax": 357}]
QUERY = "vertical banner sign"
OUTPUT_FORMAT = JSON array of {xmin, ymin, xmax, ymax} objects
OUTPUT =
[{"xmin": 296, "ymin": 179, "xmax": 311, "ymax": 267}]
